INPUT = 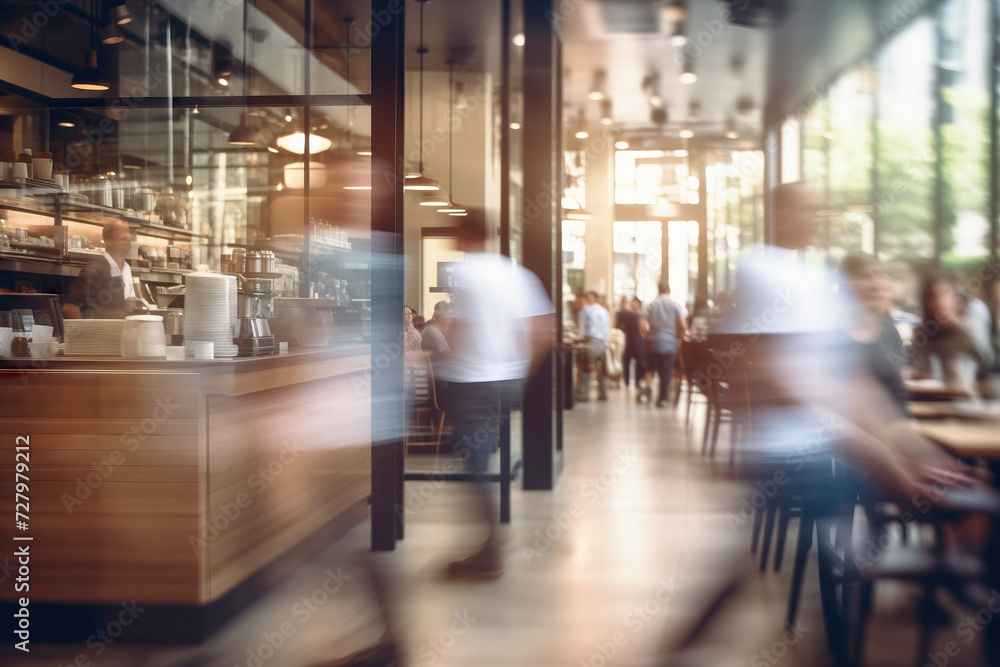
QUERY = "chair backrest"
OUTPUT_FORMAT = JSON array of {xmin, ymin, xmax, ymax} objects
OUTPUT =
[{"xmin": 404, "ymin": 352, "xmax": 438, "ymax": 409}]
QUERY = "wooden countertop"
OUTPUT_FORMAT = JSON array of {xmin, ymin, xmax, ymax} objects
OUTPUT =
[{"xmin": 0, "ymin": 344, "xmax": 369, "ymax": 373}]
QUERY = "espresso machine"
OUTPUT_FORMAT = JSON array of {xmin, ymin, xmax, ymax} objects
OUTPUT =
[{"xmin": 234, "ymin": 276, "xmax": 277, "ymax": 356}]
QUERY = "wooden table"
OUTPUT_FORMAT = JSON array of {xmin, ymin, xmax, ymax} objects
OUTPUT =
[
  {"xmin": 909, "ymin": 401, "xmax": 998, "ymax": 421},
  {"xmin": 917, "ymin": 420, "xmax": 1000, "ymax": 459},
  {"xmin": 906, "ymin": 379, "xmax": 971, "ymax": 402}
]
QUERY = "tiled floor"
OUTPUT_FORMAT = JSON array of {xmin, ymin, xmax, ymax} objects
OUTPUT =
[{"xmin": 1, "ymin": 385, "xmax": 989, "ymax": 666}]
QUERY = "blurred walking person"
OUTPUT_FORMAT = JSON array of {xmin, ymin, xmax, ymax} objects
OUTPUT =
[{"xmin": 434, "ymin": 216, "xmax": 553, "ymax": 578}]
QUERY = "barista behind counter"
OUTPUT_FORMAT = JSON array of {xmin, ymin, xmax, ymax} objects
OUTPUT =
[{"xmin": 62, "ymin": 220, "xmax": 135, "ymax": 320}]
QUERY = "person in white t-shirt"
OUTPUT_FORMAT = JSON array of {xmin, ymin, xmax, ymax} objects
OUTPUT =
[
  {"xmin": 434, "ymin": 216, "xmax": 553, "ymax": 578},
  {"xmin": 575, "ymin": 291, "xmax": 611, "ymax": 401}
]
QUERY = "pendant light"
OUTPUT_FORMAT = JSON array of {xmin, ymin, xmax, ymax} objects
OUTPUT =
[
  {"xmin": 111, "ymin": 2, "xmax": 133, "ymax": 25},
  {"xmin": 404, "ymin": 0, "xmax": 439, "ymax": 191},
  {"xmin": 437, "ymin": 60, "xmax": 465, "ymax": 213},
  {"xmin": 72, "ymin": 0, "xmax": 110, "ymax": 91},
  {"xmin": 228, "ymin": 0, "xmax": 259, "ymax": 146}
]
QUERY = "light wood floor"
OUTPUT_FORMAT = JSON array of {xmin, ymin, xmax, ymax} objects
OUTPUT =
[{"xmin": 1, "ymin": 386, "xmax": 988, "ymax": 666}]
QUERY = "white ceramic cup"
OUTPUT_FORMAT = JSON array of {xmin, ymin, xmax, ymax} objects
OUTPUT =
[
  {"xmin": 186, "ymin": 341, "xmax": 214, "ymax": 360},
  {"xmin": 10, "ymin": 162, "xmax": 27, "ymax": 180},
  {"xmin": 0, "ymin": 327, "xmax": 12, "ymax": 357},
  {"xmin": 28, "ymin": 341, "xmax": 56, "ymax": 359},
  {"xmin": 165, "ymin": 346, "xmax": 185, "ymax": 361},
  {"xmin": 31, "ymin": 324, "xmax": 53, "ymax": 343}
]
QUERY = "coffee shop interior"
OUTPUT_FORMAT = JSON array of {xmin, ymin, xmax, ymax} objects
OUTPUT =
[{"xmin": 2, "ymin": 0, "xmax": 1000, "ymax": 665}]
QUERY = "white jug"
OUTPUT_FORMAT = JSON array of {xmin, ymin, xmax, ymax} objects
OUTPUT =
[{"xmin": 121, "ymin": 315, "xmax": 166, "ymax": 359}]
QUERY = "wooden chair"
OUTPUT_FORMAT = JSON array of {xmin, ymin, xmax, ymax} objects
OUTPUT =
[{"xmin": 403, "ymin": 353, "xmax": 446, "ymax": 451}]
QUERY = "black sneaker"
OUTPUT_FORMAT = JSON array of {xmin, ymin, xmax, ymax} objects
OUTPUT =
[
  {"xmin": 446, "ymin": 549, "xmax": 503, "ymax": 580},
  {"xmin": 312, "ymin": 638, "xmax": 397, "ymax": 667}
]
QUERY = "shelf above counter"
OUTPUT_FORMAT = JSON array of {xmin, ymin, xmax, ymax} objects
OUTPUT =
[{"xmin": 4, "ymin": 195, "xmax": 209, "ymax": 239}]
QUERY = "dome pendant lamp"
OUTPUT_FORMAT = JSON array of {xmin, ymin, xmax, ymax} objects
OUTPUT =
[
  {"xmin": 404, "ymin": 0, "xmax": 440, "ymax": 191},
  {"xmin": 71, "ymin": 0, "xmax": 110, "ymax": 91},
  {"xmin": 228, "ymin": 0, "xmax": 259, "ymax": 146},
  {"xmin": 438, "ymin": 60, "xmax": 465, "ymax": 213}
]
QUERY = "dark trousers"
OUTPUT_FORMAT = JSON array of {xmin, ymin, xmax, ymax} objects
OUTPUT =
[
  {"xmin": 622, "ymin": 343, "xmax": 647, "ymax": 387},
  {"xmin": 445, "ymin": 380, "xmax": 510, "ymax": 544},
  {"xmin": 648, "ymin": 349, "xmax": 677, "ymax": 403}
]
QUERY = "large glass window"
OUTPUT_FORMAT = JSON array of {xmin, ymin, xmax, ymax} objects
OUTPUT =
[
  {"xmin": 875, "ymin": 15, "xmax": 937, "ymax": 262},
  {"xmin": 940, "ymin": 0, "xmax": 991, "ymax": 267}
]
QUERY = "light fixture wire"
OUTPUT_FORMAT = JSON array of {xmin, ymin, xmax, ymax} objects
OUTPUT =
[{"xmin": 417, "ymin": 0, "xmax": 427, "ymax": 175}]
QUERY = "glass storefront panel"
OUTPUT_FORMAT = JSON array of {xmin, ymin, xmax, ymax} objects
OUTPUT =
[{"xmin": 875, "ymin": 15, "xmax": 936, "ymax": 263}]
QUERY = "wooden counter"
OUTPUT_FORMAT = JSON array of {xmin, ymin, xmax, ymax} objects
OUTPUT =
[{"xmin": 0, "ymin": 346, "xmax": 371, "ymax": 608}]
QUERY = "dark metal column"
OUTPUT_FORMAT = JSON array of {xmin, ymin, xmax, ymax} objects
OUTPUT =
[
  {"xmin": 521, "ymin": 0, "xmax": 560, "ymax": 490},
  {"xmin": 370, "ymin": 0, "xmax": 406, "ymax": 551},
  {"xmin": 696, "ymin": 157, "xmax": 709, "ymax": 300}
]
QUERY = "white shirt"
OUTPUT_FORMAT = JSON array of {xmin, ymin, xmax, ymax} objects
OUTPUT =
[
  {"xmin": 434, "ymin": 253, "xmax": 553, "ymax": 383},
  {"xmin": 577, "ymin": 303, "xmax": 610, "ymax": 341},
  {"xmin": 103, "ymin": 251, "xmax": 135, "ymax": 298}
]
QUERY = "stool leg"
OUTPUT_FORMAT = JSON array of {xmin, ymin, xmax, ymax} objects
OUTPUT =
[
  {"xmin": 786, "ymin": 513, "xmax": 814, "ymax": 628},
  {"xmin": 774, "ymin": 501, "xmax": 791, "ymax": 572},
  {"xmin": 751, "ymin": 505, "xmax": 764, "ymax": 555},
  {"xmin": 759, "ymin": 500, "xmax": 778, "ymax": 572}
]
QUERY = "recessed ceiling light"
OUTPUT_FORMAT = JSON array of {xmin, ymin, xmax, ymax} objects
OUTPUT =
[
  {"xmin": 615, "ymin": 141, "xmax": 629, "ymax": 150},
  {"xmin": 58, "ymin": 121, "xmax": 76, "ymax": 128},
  {"xmin": 509, "ymin": 122, "xmax": 521, "ymax": 130},
  {"xmin": 575, "ymin": 130, "xmax": 589, "ymax": 139},
  {"xmin": 512, "ymin": 33, "xmax": 525, "ymax": 47},
  {"xmin": 679, "ymin": 128, "xmax": 694, "ymax": 139}
]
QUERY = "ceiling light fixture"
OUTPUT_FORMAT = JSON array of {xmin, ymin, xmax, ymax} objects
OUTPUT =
[
  {"xmin": 649, "ymin": 94, "xmax": 663, "ymax": 108},
  {"xmin": 438, "ymin": 60, "xmax": 466, "ymax": 214},
  {"xmin": 725, "ymin": 117, "xmax": 739, "ymax": 139},
  {"xmin": 688, "ymin": 99, "xmax": 700, "ymax": 122},
  {"xmin": 588, "ymin": 70, "xmax": 606, "ymax": 101},
  {"xmin": 669, "ymin": 22, "xmax": 688, "ymax": 46},
  {"xmin": 111, "ymin": 2, "xmax": 133, "ymax": 25},
  {"xmin": 729, "ymin": 55, "xmax": 745, "ymax": 86},
  {"xmin": 679, "ymin": 128, "xmax": 694, "ymax": 139},
  {"xmin": 275, "ymin": 131, "xmax": 333, "ymax": 154},
  {"xmin": 420, "ymin": 193, "xmax": 450, "ymax": 206},
  {"xmin": 71, "ymin": 0, "xmax": 110, "ymax": 91},
  {"xmin": 58, "ymin": 121, "xmax": 76, "ymax": 128},
  {"xmin": 357, "ymin": 150, "xmax": 372, "ymax": 156},
  {"xmin": 228, "ymin": 113, "xmax": 259, "ymax": 146},
  {"xmin": 615, "ymin": 140, "xmax": 629, "ymax": 150},
  {"xmin": 512, "ymin": 32, "xmax": 525, "ymax": 47},
  {"xmin": 680, "ymin": 58, "xmax": 697, "ymax": 84},
  {"xmin": 599, "ymin": 99, "xmax": 613, "ymax": 126},
  {"xmin": 228, "ymin": 2, "xmax": 259, "ymax": 146},
  {"xmin": 284, "ymin": 108, "xmax": 293, "ymax": 122},
  {"xmin": 509, "ymin": 122, "xmax": 521, "ymax": 130},
  {"xmin": 101, "ymin": 24, "xmax": 124, "ymax": 45},
  {"xmin": 661, "ymin": 0, "xmax": 686, "ymax": 24},
  {"xmin": 404, "ymin": 0, "xmax": 440, "ymax": 191}
]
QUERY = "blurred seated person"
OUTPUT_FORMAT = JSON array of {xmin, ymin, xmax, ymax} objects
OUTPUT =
[
  {"xmin": 687, "ymin": 294, "xmax": 711, "ymax": 341},
  {"xmin": 421, "ymin": 301, "xmax": 452, "ymax": 354},
  {"xmin": 840, "ymin": 252, "xmax": 910, "ymax": 415},
  {"xmin": 912, "ymin": 272, "xmax": 992, "ymax": 394},
  {"xmin": 62, "ymin": 220, "xmax": 134, "ymax": 320},
  {"xmin": 404, "ymin": 305, "xmax": 422, "ymax": 353},
  {"xmin": 412, "ymin": 315, "xmax": 426, "ymax": 332}
]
